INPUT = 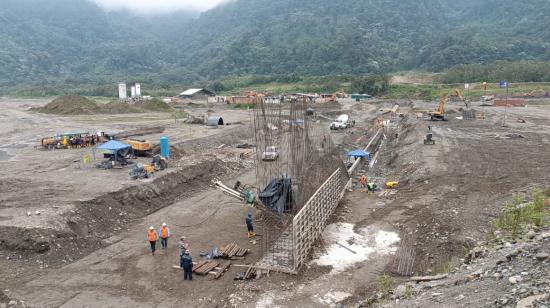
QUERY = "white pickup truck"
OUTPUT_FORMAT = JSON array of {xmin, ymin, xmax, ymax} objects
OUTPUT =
[
  {"xmin": 330, "ymin": 114, "xmax": 355, "ymax": 130},
  {"xmin": 262, "ymin": 146, "xmax": 280, "ymax": 161}
]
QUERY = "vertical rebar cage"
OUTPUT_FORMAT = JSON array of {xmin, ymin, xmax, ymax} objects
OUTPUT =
[{"xmin": 253, "ymin": 98, "xmax": 349, "ymax": 273}]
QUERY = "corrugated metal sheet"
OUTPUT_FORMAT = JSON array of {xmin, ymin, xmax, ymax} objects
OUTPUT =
[
  {"xmin": 180, "ymin": 88, "xmax": 203, "ymax": 96},
  {"xmin": 207, "ymin": 116, "xmax": 224, "ymax": 126}
]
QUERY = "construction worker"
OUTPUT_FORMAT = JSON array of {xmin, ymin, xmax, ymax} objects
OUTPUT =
[
  {"xmin": 159, "ymin": 223, "xmax": 170, "ymax": 249},
  {"xmin": 246, "ymin": 213, "xmax": 256, "ymax": 238},
  {"xmin": 367, "ymin": 182, "xmax": 376, "ymax": 194},
  {"xmin": 147, "ymin": 226, "xmax": 158, "ymax": 255},
  {"xmin": 180, "ymin": 250, "xmax": 193, "ymax": 281},
  {"xmin": 359, "ymin": 175, "xmax": 367, "ymax": 192},
  {"xmin": 179, "ymin": 236, "xmax": 189, "ymax": 256}
]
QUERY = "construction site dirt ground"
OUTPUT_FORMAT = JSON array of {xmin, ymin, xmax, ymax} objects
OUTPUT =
[{"xmin": 2, "ymin": 97, "xmax": 550, "ymax": 307}]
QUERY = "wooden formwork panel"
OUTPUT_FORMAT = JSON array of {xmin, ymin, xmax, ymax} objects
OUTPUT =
[{"xmin": 292, "ymin": 168, "xmax": 348, "ymax": 270}]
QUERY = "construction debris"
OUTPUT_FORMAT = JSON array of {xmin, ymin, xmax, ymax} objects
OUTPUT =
[
  {"xmin": 233, "ymin": 264, "xmax": 259, "ymax": 280},
  {"xmin": 173, "ymin": 261, "xmax": 232, "ymax": 279},
  {"xmin": 193, "ymin": 260, "xmax": 222, "ymax": 276}
]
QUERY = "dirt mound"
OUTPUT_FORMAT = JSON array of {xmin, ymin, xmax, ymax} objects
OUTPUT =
[
  {"xmin": 101, "ymin": 101, "xmax": 144, "ymax": 114},
  {"xmin": 33, "ymin": 95, "xmax": 98, "ymax": 115},
  {"xmin": 141, "ymin": 98, "xmax": 173, "ymax": 112},
  {"xmin": 33, "ymin": 96, "xmax": 174, "ymax": 115}
]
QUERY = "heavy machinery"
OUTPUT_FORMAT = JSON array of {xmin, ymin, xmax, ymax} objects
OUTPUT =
[
  {"xmin": 40, "ymin": 132, "xmax": 90, "ymax": 149},
  {"xmin": 428, "ymin": 95, "xmax": 449, "ymax": 121},
  {"xmin": 125, "ymin": 139, "xmax": 152, "ymax": 156},
  {"xmin": 429, "ymin": 89, "xmax": 467, "ymax": 121},
  {"xmin": 424, "ymin": 132, "xmax": 435, "ymax": 145}
]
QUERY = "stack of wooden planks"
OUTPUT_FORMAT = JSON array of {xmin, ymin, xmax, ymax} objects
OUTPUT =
[
  {"xmin": 220, "ymin": 243, "xmax": 250, "ymax": 259},
  {"xmin": 173, "ymin": 261, "xmax": 231, "ymax": 279},
  {"xmin": 193, "ymin": 261, "xmax": 219, "ymax": 275}
]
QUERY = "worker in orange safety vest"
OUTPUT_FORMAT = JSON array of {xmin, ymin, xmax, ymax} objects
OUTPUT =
[
  {"xmin": 359, "ymin": 175, "xmax": 367, "ymax": 192},
  {"xmin": 147, "ymin": 226, "xmax": 158, "ymax": 255},
  {"xmin": 159, "ymin": 222, "xmax": 171, "ymax": 249}
]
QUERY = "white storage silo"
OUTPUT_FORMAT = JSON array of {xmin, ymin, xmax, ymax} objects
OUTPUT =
[{"xmin": 118, "ymin": 83, "xmax": 127, "ymax": 99}]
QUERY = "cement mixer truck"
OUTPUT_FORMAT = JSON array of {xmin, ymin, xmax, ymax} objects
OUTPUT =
[{"xmin": 330, "ymin": 114, "xmax": 355, "ymax": 130}]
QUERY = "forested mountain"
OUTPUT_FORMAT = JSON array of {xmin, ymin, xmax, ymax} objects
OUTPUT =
[{"xmin": 1, "ymin": 0, "xmax": 549, "ymax": 93}]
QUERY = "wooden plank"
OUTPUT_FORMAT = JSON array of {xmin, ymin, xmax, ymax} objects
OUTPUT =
[
  {"xmin": 336, "ymin": 242, "xmax": 357, "ymax": 254},
  {"xmin": 195, "ymin": 261, "xmax": 214, "ymax": 274},
  {"xmin": 192, "ymin": 261, "xmax": 208, "ymax": 272},
  {"xmin": 236, "ymin": 248, "xmax": 245, "ymax": 257},
  {"xmin": 228, "ymin": 245, "xmax": 240, "ymax": 257},
  {"xmin": 239, "ymin": 249, "xmax": 248, "ymax": 257},
  {"xmin": 197, "ymin": 262, "xmax": 219, "ymax": 275},
  {"xmin": 410, "ymin": 274, "xmax": 448, "ymax": 282},
  {"xmin": 223, "ymin": 243, "xmax": 235, "ymax": 254},
  {"xmin": 214, "ymin": 262, "xmax": 231, "ymax": 279}
]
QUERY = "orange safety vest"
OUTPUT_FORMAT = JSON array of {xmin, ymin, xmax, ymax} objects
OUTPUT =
[
  {"xmin": 360, "ymin": 176, "xmax": 367, "ymax": 184},
  {"xmin": 147, "ymin": 230, "xmax": 157, "ymax": 242},
  {"xmin": 160, "ymin": 227, "xmax": 169, "ymax": 239}
]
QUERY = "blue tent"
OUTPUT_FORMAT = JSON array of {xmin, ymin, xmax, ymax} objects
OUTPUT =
[
  {"xmin": 96, "ymin": 140, "xmax": 131, "ymax": 152},
  {"xmin": 347, "ymin": 149, "xmax": 370, "ymax": 158},
  {"xmin": 93, "ymin": 140, "xmax": 132, "ymax": 162}
]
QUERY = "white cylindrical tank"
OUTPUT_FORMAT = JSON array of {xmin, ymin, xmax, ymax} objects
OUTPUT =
[
  {"xmin": 118, "ymin": 83, "xmax": 127, "ymax": 99},
  {"xmin": 337, "ymin": 114, "xmax": 349, "ymax": 123},
  {"xmin": 135, "ymin": 83, "xmax": 141, "ymax": 97},
  {"xmin": 131, "ymin": 86, "xmax": 136, "ymax": 98}
]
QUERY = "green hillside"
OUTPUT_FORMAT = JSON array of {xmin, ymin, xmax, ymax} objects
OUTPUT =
[{"xmin": 1, "ymin": 0, "xmax": 549, "ymax": 95}]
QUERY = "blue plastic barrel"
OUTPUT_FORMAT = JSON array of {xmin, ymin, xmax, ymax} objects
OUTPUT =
[{"xmin": 160, "ymin": 136, "xmax": 170, "ymax": 158}]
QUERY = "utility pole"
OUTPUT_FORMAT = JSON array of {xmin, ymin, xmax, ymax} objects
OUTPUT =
[
  {"xmin": 504, "ymin": 85, "xmax": 509, "ymax": 126},
  {"xmin": 500, "ymin": 80, "xmax": 509, "ymax": 126}
]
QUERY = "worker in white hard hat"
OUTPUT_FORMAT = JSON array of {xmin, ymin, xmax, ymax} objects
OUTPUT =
[
  {"xmin": 158, "ymin": 222, "xmax": 171, "ymax": 249},
  {"xmin": 180, "ymin": 250, "xmax": 193, "ymax": 281},
  {"xmin": 146, "ymin": 226, "xmax": 158, "ymax": 255}
]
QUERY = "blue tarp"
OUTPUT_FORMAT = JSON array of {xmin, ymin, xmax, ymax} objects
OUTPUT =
[
  {"xmin": 96, "ymin": 140, "xmax": 131, "ymax": 152},
  {"xmin": 347, "ymin": 149, "xmax": 370, "ymax": 158}
]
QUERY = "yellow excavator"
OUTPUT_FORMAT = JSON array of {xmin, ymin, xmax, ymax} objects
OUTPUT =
[
  {"xmin": 429, "ymin": 89, "xmax": 467, "ymax": 121},
  {"xmin": 125, "ymin": 139, "xmax": 152, "ymax": 156}
]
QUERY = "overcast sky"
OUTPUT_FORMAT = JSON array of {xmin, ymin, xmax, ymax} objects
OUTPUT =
[{"xmin": 92, "ymin": 0, "xmax": 227, "ymax": 14}]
